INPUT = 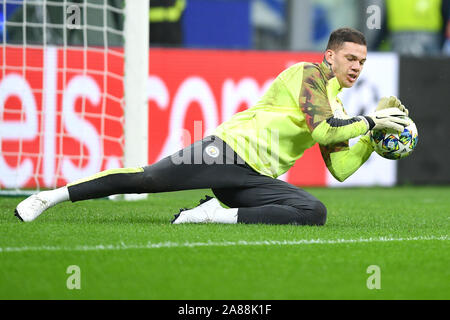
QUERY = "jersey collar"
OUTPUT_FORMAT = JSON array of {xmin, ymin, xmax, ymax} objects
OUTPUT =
[
  {"xmin": 319, "ymin": 58, "xmax": 335, "ymax": 80},
  {"xmin": 320, "ymin": 59, "xmax": 343, "ymax": 96}
]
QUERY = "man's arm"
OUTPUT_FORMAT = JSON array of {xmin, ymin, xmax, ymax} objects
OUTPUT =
[
  {"xmin": 299, "ymin": 65, "xmax": 369, "ymax": 146},
  {"xmin": 319, "ymin": 134, "xmax": 374, "ymax": 182},
  {"xmin": 299, "ymin": 65, "xmax": 375, "ymax": 181}
]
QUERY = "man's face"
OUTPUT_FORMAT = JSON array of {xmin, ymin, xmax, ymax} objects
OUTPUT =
[{"xmin": 325, "ymin": 42, "xmax": 367, "ymax": 88}]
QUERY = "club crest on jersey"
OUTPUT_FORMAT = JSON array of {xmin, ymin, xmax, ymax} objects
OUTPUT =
[{"xmin": 205, "ymin": 145, "xmax": 220, "ymax": 158}]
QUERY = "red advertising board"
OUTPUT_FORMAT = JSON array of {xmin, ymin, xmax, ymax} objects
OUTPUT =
[
  {"xmin": 0, "ymin": 47, "xmax": 326, "ymax": 189},
  {"xmin": 0, "ymin": 46, "xmax": 124, "ymax": 189}
]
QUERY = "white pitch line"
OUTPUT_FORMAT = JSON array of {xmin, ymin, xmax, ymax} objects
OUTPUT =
[{"xmin": 0, "ymin": 235, "xmax": 447, "ymax": 253}]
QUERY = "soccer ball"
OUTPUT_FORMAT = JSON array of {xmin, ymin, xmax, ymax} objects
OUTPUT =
[{"xmin": 370, "ymin": 117, "xmax": 418, "ymax": 160}]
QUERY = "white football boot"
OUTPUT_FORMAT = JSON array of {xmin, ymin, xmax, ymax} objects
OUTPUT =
[
  {"xmin": 14, "ymin": 187, "xmax": 69, "ymax": 222},
  {"xmin": 172, "ymin": 195, "xmax": 223, "ymax": 224},
  {"xmin": 15, "ymin": 194, "xmax": 52, "ymax": 222}
]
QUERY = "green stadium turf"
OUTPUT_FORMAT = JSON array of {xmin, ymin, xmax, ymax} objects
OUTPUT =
[{"xmin": 0, "ymin": 186, "xmax": 449, "ymax": 300}]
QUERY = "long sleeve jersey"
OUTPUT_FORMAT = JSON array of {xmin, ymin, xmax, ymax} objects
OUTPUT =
[{"xmin": 214, "ymin": 59, "xmax": 374, "ymax": 181}]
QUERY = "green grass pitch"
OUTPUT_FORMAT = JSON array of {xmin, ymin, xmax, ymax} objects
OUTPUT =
[{"xmin": 0, "ymin": 186, "xmax": 449, "ymax": 300}]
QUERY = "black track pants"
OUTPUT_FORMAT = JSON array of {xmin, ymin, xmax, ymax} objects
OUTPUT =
[{"xmin": 68, "ymin": 136, "xmax": 327, "ymax": 225}]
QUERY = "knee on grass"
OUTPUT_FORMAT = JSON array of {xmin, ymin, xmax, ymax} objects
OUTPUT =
[{"xmin": 292, "ymin": 200, "xmax": 327, "ymax": 226}]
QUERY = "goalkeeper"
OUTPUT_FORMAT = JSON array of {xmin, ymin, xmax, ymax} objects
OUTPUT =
[{"xmin": 15, "ymin": 28, "xmax": 409, "ymax": 226}]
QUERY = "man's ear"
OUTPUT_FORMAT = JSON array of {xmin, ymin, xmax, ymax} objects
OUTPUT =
[{"xmin": 324, "ymin": 49, "xmax": 334, "ymax": 65}]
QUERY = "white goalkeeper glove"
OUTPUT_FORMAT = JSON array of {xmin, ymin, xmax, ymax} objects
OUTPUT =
[
  {"xmin": 376, "ymin": 96, "xmax": 409, "ymax": 116},
  {"xmin": 362, "ymin": 108, "xmax": 410, "ymax": 132}
]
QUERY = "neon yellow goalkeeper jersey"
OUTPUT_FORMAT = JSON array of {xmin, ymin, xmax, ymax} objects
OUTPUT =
[{"xmin": 214, "ymin": 60, "xmax": 372, "ymax": 179}]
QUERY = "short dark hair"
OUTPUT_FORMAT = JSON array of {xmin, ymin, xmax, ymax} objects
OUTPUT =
[{"xmin": 326, "ymin": 28, "xmax": 367, "ymax": 51}]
